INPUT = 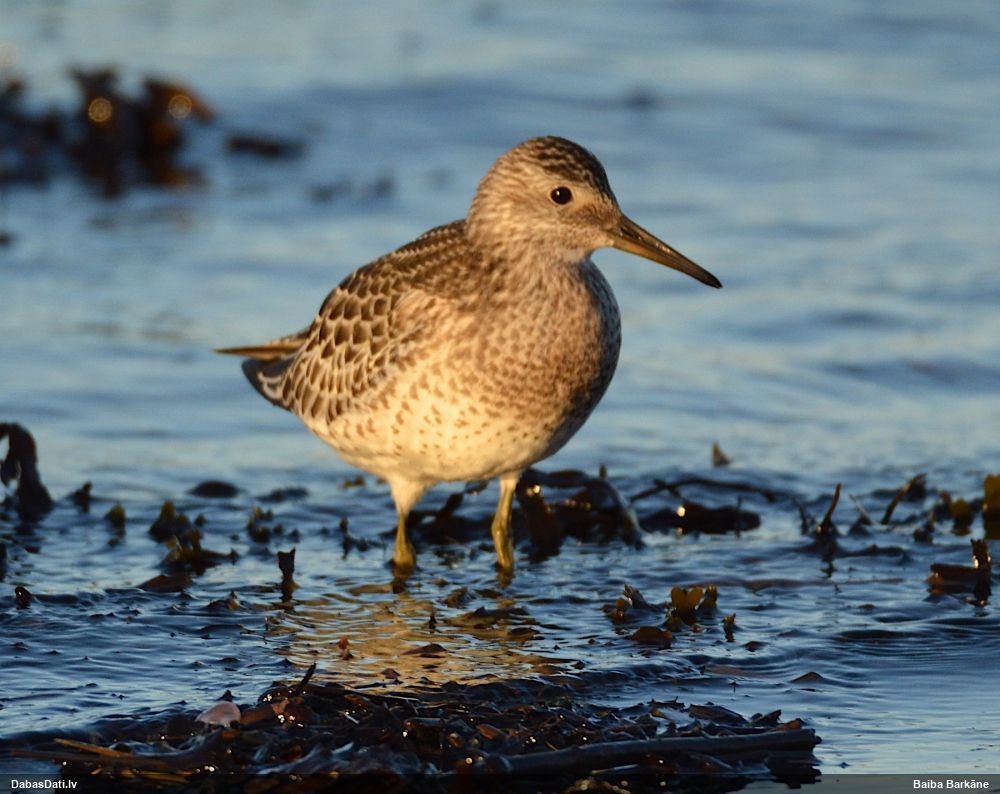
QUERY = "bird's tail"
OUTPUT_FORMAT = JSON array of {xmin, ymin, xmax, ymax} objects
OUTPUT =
[{"xmin": 216, "ymin": 330, "xmax": 308, "ymax": 408}]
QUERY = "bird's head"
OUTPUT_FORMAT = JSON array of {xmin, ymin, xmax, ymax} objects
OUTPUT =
[{"xmin": 467, "ymin": 136, "xmax": 721, "ymax": 288}]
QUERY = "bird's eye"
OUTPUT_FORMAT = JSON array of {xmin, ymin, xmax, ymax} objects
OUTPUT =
[{"xmin": 550, "ymin": 186, "xmax": 573, "ymax": 205}]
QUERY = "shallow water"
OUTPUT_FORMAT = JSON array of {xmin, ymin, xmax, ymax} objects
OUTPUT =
[{"xmin": 2, "ymin": 0, "xmax": 999, "ymax": 781}]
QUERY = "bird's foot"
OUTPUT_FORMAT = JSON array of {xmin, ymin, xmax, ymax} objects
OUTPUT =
[{"xmin": 392, "ymin": 532, "xmax": 417, "ymax": 580}]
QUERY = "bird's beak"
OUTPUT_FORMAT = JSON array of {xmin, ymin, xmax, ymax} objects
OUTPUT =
[{"xmin": 610, "ymin": 215, "xmax": 722, "ymax": 288}]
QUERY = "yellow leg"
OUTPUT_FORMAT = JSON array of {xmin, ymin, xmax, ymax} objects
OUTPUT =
[
  {"xmin": 389, "ymin": 479, "xmax": 427, "ymax": 577},
  {"xmin": 392, "ymin": 510, "xmax": 416, "ymax": 575},
  {"xmin": 491, "ymin": 471, "xmax": 520, "ymax": 581}
]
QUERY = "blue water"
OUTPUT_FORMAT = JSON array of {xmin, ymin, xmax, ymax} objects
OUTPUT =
[{"xmin": 2, "ymin": 0, "xmax": 999, "ymax": 780}]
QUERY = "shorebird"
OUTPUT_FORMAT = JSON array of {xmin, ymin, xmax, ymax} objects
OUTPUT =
[{"xmin": 219, "ymin": 136, "xmax": 721, "ymax": 581}]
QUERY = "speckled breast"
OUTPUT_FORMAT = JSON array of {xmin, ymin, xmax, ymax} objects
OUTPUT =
[{"xmin": 315, "ymin": 260, "xmax": 621, "ymax": 484}]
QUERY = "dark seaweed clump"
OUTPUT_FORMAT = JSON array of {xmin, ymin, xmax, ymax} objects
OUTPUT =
[
  {"xmin": 15, "ymin": 664, "xmax": 819, "ymax": 792},
  {"xmin": 0, "ymin": 423, "xmax": 53, "ymax": 521},
  {"xmin": 0, "ymin": 65, "xmax": 301, "ymax": 203}
]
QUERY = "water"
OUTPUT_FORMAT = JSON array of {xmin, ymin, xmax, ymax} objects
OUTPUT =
[{"xmin": 2, "ymin": 0, "xmax": 999, "ymax": 781}]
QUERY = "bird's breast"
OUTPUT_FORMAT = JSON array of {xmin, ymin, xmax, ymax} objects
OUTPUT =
[
  {"xmin": 455, "ymin": 259, "xmax": 622, "ymax": 449},
  {"xmin": 307, "ymin": 259, "xmax": 622, "ymax": 484}
]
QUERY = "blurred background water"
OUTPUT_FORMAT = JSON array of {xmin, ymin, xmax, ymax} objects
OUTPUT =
[{"xmin": 2, "ymin": 0, "xmax": 998, "ymax": 780}]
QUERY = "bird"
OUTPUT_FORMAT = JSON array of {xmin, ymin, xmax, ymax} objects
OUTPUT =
[{"xmin": 218, "ymin": 136, "xmax": 721, "ymax": 581}]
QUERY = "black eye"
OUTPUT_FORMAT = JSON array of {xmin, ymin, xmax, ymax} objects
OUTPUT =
[{"xmin": 550, "ymin": 186, "xmax": 573, "ymax": 205}]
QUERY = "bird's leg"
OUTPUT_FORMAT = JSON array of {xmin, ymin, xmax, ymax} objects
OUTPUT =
[
  {"xmin": 392, "ymin": 508, "xmax": 416, "ymax": 576},
  {"xmin": 390, "ymin": 479, "xmax": 426, "ymax": 578},
  {"xmin": 491, "ymin": 471, "xmax": 520, "ymax": 582}
]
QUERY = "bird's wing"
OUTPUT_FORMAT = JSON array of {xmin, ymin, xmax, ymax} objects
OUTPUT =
[{"xmin": 225, "ymin": 220, "xmax": 475, "ymax": 418}]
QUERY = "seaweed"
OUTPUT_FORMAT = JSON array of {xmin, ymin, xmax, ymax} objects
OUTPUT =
[
  {"xmin": 4, "ymin": 423, "xmax": 996, "ymax": 787},
  {"xmin": 148, "ymin": 501, "xmax": 236, "ymax": 573},
  {"xmin": 880, "ymin": 473, "xmax": 927, "ymax": 525},
  {"xmin": 604, "ymin": 583, "xmax": 730, "ymax": 647},
  {"xmin": 630, "ymin": 476, "xmax": 765, "ymax": 535},
  {"xmin": 277, "ymin": 547, "xmax": 297, "ymax": 602},
  {"xmin": 0, "ymin": 422, "xmax": 53, "ymax": 521},
  {"xmin": 1, "ymin": 65, "xmax": 302, "ymax": 205},
  {"xmin": 984, "ymin": 474, "xmax": 1000, "ymax": 539},
  {"xmin": 928, "ymin": 538, "xmax": 992, "ymax": 604},
  {"xmin": 15, "ymin": 664, "xmax": 819, "ymax": 790}
]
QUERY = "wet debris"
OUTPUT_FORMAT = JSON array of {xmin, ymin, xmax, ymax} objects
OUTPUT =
[
  {"xmin": 245, "ymin": 504, "xmax": 301, "ymax": 544},
  {"xmin": 11, "ymin": 462, "xmax": 998, "ymax": 783},
  {"xmin": 628, "ymin": 625, "xmax": 674, "ymax": 648},
  {"xmin": 410, "ymin": 490, "xmax": 475, "ymax": 541},
  {"xmin": 188, "ymin": 480, "xmax": 239, "ymax": 499},
  {"xmin": 689, "ymin": 473, "xmax": 991, "ymax": 609},
  {"xmin": 195, "ymin": 699, "xmax": 242, "ymax": 728},
  {"xmin": 984, "ymin": 474, "xmax": 1000, "ymax": 538},
  {"xmin": 605, "ymin": 584, "xmax": 660, "ymax": 625},
  {"xmin": 226, "ymin": 132, "xmax": 303, "ymax": 159},
  {"xmin": 670, "ymin": 586, "xmax": 704, "ymax": 624},
  {"xmin": 104, "ymin": 502, "xmax": 127, "ymax": 530},
  {"xmin": 517, "ymin": 467, "xmax": 641, "ymax": 560},
  {"xmin": 805, "ymin": 483, "xmax": 841, "ymax": 562},
  {"xmin": 277, "ymin": 547, "xmax": 296, "ymax": 601},
  {"xmin": 605, "ymin": 584, "xmax": 727, "ymax": 648},
  {"xmin": 137, "ymin": 571, "xmax": 193, "ymax": 593},
  {"xmin": 880, "ymin": 473, "xmax": 927, "ymax": 525},
  {"xmin": 667, "ymin": 584, "xmax": 722, "ymax": 632},
  {"xmin": 723, "ymin": 613, "xmax": 737, "ymax": 642},
  {"xmin": 337, "ymin": 517, "xmax": 371, "ymax": 555},
  {"xmin": 103, "ymin": 502, "xmax": 127, "ymax": 546},
  {"xmin": 161, "ymin": 528, "xmax": 235, "ymax": 574},
  {"xmin": 70, "ymin": 481, "xmax": 92, "ymax": 512},
  {"xmin": 257, "ymin": 486, "xmax": 309, "ymax": 503},
  {"xmin": 711, "ymin": 441, "xmax": 731, "ymax": 467},
  {"xmin": 447, "ymin": 605, "xmax": 538, "ymax": 644},
  {"xmin": 644, "ymin": 499, "xmax": 761, "ymax": 535},
  {"xmin": 0, "ymin": 422, "xmax": 53, "ymax": 521},
  {"xmin": 16, "ymin": 664, "xmax": 819, "ymax": 789},
  {"xmin": 0, "ymin": 75, "xmax": 60, "ymax": 188},
  {"xmin": 148, "ymin": 500, "xmax": 235, "ymax": 573},
  {"xmin": 631, "ymin": 476, "xmax": 764, "ymax": 535},
  {"xmin": 67, "ymin": 67, "xmax": 213, "ymax": 196},
  {"xmin": 206, "ymin": 590, "xmax": 244, "ymax": 613},
  {"xmin": 404, "ymin": 642, "xmax": 447, "ymax": 658},
  {"xmin": 633, "ymin": 475, "xmax": 784, "ymax": 504},
  {"xmin": 928, "ymin": 539, "xmax": 992, "ymax": 604},
  {"xmin": 14, "ymin": 584, "xmax": 33, "ymax": 608},
  {"xmin": 800, "ymin": 484, "xmax": 907, "ymax": 565},
  {"xmin": 941, "ymin": 492, "xmax": 976, "ymax": 534},
  {"xmin": 148, "ymin": 500, "xmax": 195, "ymax": 541},
  {"xmin": 2, "ymin": 65, "xmax": 301, "ymax": 202},
  {"xmin": 399, "ymin": 468, "xmax": 641, "ymax": 566},
  {"xmin": 246, "ymin": 504, "xmax": 285, "ymax": 543},
  {"xmin": 926, "ymin": 473, "xmax": 1000, "ymax": 539}
]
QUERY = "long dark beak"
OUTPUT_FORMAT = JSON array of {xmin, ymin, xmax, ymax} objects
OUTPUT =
[{"xmin": 611, "ymin": 215, "xmax": 722, "ymax": 288}]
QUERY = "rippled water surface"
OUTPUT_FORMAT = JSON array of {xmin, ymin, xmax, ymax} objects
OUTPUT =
[{"xmin": 2, "ymin": 0, "xmax": 999, "ymax": 782}]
